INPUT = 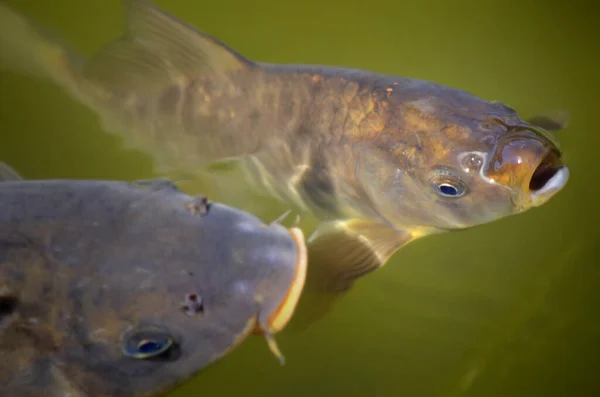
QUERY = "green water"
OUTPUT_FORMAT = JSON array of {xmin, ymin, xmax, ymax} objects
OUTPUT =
[{"xmin": 0, "ymin": 0, "xmax": 598, "ymax": 396}]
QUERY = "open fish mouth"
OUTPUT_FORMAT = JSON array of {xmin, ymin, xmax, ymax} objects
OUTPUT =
[
  {"xmin": 484, "ymin": 128, "xmax": 570, "ymax": 209},
  {"xmin": 529, "ymin": 148, "xmax": 569, "ymax": 206},
  {"xmin": 529, "ymin": 148, "xmax": 565, "ymax": 191}
]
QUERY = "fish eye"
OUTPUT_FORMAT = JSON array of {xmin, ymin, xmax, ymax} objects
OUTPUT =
[
  {"xmin": 429, "ymin": 168, "xmax": 467, "ymax": 198},
  {"xmin": 121, "ymin": 327, "xmax": 179, "ymax": 360},
  {"xmin": 138, "ymin": 339, "xmax": 168, "ymax": 355}
]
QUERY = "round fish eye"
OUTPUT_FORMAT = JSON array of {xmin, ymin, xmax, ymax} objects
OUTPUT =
[
  {"xmin": 429, "ymin": 168, "xmax": 467, "ymax": 198},
  {"xmin": 438, "ymin": 183, "xmax": 460, "ymax": 196},
  {"xmin": 137, "ymin": 339, "xmax": 169, "ymax": 355},
  {"xmin": 121, "ymin": 327, "xmax": 177, "ymax": 360}
]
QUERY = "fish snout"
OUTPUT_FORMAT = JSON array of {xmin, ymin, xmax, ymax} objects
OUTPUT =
[{"xmin": 485, "ymin": 134, "xmax": 569, "ymax": 208}]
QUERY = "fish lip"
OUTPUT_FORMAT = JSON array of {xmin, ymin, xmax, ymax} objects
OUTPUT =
[
  {"xmin": 526, "ymin": 144, "xmax": 568, "ymax": 205},
  {"xmin": 265, "ymin": 226, "xmax": 308, "ymax": 334},
  {"xmin": 530, "ymin": 166, "xmax": 569, "ymax": 206},
  {"xmin": 527, "ymin": 145, "xmax": 564, "ymax": 190},
  {"xmin": 484, "ymin": 125, "xmax": 568, "ymax": 208}
]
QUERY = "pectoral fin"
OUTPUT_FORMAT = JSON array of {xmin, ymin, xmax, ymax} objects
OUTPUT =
[
  {"xmin": 527, "ymin": 109, "xmax": 570, "ymax": 131},
  {"xmin": 0, "ymin": 162, "xmax": 23, "ymax": 181},
  {"xmin": 289, "ymin": 219, "xmax": 412, "ymax": 329},
  {"xmin": 306, "ymin": 219, "xmax": 411, "ymax": 293}
]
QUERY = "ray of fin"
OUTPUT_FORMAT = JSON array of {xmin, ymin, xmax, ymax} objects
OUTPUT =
[
  {"xmin": 0, "ymin": 162, "xmax": 23, "ymax": 181},
  {"xmin": 0, "ymin": 2, "xmax": 78, "ymax": 83},
  {"xmin": 526, "ymin": 109, "xmax": 570, "ymax": 131},
  {"xmin": 306, "ymin": 219, "xmax": 411, "ymax": 293},
  {"xmin": 289, "ymin": 219, "xmax": 412, "ymax": 329},
  {"xmin": 270, "ymin": 209, "xmax": 292, "ymax": 226},
  {"xmin": 82, "ymin": 0, "xmax": 252, "ymax": 94}
]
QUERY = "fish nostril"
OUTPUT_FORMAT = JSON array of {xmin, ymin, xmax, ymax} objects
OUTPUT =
[{"xmin": 529, "ymin": 149, "xmax": 563, "ymax": 192}]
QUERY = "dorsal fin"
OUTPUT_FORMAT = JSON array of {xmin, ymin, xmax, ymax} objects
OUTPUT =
[
  {"xmin": 0, "ymin": 162, "xmax": 23, "ymax": 181},
  {"xmin": 82, "ymin": 0, "xmax": 252, "ymax": 94}
]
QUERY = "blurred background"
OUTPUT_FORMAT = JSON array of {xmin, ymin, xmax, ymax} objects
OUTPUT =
[{"xmin": 0, "ymin": 0, "xmax": 598, "ymax": 396}]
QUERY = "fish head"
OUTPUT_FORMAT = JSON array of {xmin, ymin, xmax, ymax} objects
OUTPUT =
[
  {"xmin": 55, "ymin": 202, "xmax": 306, "ymax": 396},
  {"xmin": 357, "ymin": 86, "xmax": 569, "ymax": 232}
]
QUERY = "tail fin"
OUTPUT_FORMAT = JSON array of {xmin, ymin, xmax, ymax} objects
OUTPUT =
[
  {"xmin": 0, "ymin": 2, "xmax": 82, "ymax": 92},
  {"xmin": 1, "ymin": 0, "xmax": 252, "ymax": 96},
  {"xmin": 0, "ymin": 0, "xmax": 257, "ymax": 173}
]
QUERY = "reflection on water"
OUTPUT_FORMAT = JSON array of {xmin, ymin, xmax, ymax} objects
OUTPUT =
[{"xmin": 0, "ymin": 0, "xmax": 598, "ymax": 396}]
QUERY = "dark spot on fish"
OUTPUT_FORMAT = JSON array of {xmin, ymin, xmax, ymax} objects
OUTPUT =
[
  {"xmin": 248, "ymin": 110, "xmax": 261, "ymax": 130},
  {"xmin": 42, "ymin": 283, "xmax": 52, "ymax": 297},
  {"xmin": 158, "ymin": 84, "xmax": 183, "ymax": 115},
  {"xmin": 0, "ymin": 294, "xmax": 18, "ymax": 317},
  {"xmin": 181, "ymin": 293, "xmax": 204, "ymax": 316},
  {"xmin": 201, "ymin": 77, "xmax": 217, "ymax": 92},
  {"xmin": 0, "ymin": 288, "xmax": 19, "ymax": 330},
  {"xmin": 184, "ymin": 195, "xmax": 210, "ymax": 216},
  {"xmin": 67, "ymin": 282, "xmax": 90, "ymax": 352}
]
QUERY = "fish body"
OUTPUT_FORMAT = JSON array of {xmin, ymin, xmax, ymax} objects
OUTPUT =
[
  {"xmin": 0, "ymin": 164, "xmax": 307, "ymax": 397},
  {"xmin": 0, "ymin": 0, "xmax": 570, "ymax": 319}
]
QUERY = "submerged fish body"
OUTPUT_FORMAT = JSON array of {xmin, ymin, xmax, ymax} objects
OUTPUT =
[
  {"xmin": 0, "ymin": 0, "xmax": 570, "ymax": 320},
  {"xmin": 0, "ymin": 163, "xmax": 307, "ymax": 397}
]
